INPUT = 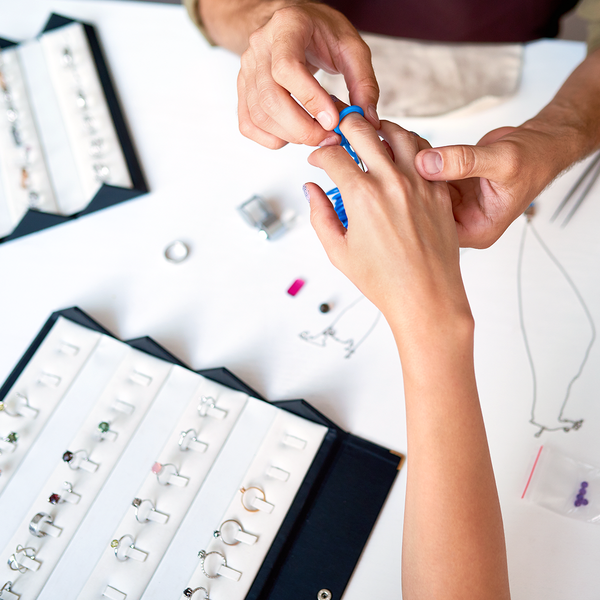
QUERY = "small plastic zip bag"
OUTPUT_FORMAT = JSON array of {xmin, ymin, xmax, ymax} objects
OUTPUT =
[{"xmin": 522, "ymin": 445, "xmax": 600, "ymax": 523}]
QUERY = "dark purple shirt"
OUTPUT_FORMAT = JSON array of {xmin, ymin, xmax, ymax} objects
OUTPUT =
[{"xmin": 324, "ymin": 0, "xmax": 579, "ymax": 42}]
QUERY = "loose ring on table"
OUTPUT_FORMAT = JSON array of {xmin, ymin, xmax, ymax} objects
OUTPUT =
[
  {"xmin": 164, "ymin": 240, "xmax": 190, "ymax": 263},
  {"xmin": 183, "ymin": 586, "xmax": 210, "ymax": 599},
  {"xmin": 197, "ymin": 550, "xmax": 226, "ymax": 579},
  {"xmin": 239, "ymin": 486, "xmax": 266, "ymax": 512}
]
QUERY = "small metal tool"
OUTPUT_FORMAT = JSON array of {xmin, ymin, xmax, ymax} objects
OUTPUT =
[{"xmin": 551, "ymin": 151, "xmax": 600, "ymax": 227}]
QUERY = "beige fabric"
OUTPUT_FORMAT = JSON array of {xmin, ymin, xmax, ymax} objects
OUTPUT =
[
  {"xmin": 578, "ymin": 0, "xmax": 600, "ymax": 53},
  {"xmin": 320, "ymin": 35, "xmax": 523, "ymax": 117},
  {"xmin": 183, "ymin": 0, "xmax": 216, "ymax": 46}
]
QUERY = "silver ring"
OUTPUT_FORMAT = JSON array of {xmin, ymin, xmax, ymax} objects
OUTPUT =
[
  {"xmin": 197, "ymin": 396, "xmax": 216, "ymax": 417},
  {"xmin": 164, "ymin": 241, "xmax": 190, "ymax": 263},
  {"xmin": 197, "ymin": 550, "xmax": 226, "ymax": 579},
  {"xmin": 132, "ymin": 497, "xmax": 156, "ymax": 523},
  {"xmin": 213, "ymin": 519, "xmax": 244, "ymax": 546},
  {"xmin": 110, "ymin": 535, "xmax": 135, "ymax": 561},
  {"xmin": 183, "ymin": 587, "xmax": 210, "ymax": 599},
  {"xmin": 7, "ymin": 546, "xmax": 36, "ymax": 573},
  {"xmin": 1, "ymin": 581, "xmax": 16, "ymax": 596},
  {"xmin": 152, "ymin": 462, "xmax": 180, "ymax": 486},
  {"xmin": 0, "ymin": 393, "xmax": 31, "ymax": 417},
  {"xmin": 178, "ymin": 429, "xmax": 199, "ymax": 451},
  {"xmin": 62, "ymin": 449, "xmax": 90, "ymax": 470},
  {"xmin": 1, "ymin": 431, "xmax": 18, "ymax": 448},
  {"xmin": 29, "ymin": 512, "xmax": 54, "ymax": 538},
  {"xmin": 97, "ymin": 421, "xmax": 116, "ymax": 441}
]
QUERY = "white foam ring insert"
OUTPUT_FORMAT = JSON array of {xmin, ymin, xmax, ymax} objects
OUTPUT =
[
  {"xmin": 78, "ymin": 379, "xmax": 251, "ymax": 599},
  {"xmin": 0, "ymin": 47, "xmax": 57, "ymax": 237},
  {"xmin": 180, "ymin": 410, "xmax": 328, "ymax": 600},
  {"xmin": 0, "ymin": 319, "xmax": 328, "ymax": 600},
  {"xmin": 0, "ymin": 334, "xmax": 174, "ymax": 599},
  {"xmin": 0, "ymin": 22, "xmax": 132, "ymax": 237},
  {"xmin": 0, "ymin": 317, "xmax": 101, "ymax": 495}
]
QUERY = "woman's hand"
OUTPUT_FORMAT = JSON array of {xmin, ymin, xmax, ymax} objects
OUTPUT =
[{"xmin": 305, "ymin": 109, "xmax": 471, "ymax": 337}]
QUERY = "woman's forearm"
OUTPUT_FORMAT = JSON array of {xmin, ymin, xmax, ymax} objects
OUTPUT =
[{"xmin": 396, "ymin": 312, "xmax": 511, "ymax": 600}]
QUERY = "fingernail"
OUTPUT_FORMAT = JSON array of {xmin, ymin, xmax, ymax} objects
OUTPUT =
[
  {"xmin": 302, "ymin": 184, "xmax": 310, "ymax": 203},
  {"xmin": 317, "ymin": 111, "xmax": 334, "ymax": 130},
  {"xmin": 367, "ymin": 104, "xmax": 380, "ymax": 127},
  {"xmin": 422, "ymin": 151, "xmax": 442, "ymax": 175},
  {"xmin": 330, "ymin": 94, "xmax": 340, "ymax": 102},
  {"xmin": 318, "ymin": 136, "xmax": 339, "ymax": 147}
]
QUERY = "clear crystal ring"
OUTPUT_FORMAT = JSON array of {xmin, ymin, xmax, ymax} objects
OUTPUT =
[{"xmin": 197, "ymin": 550, "xmax": 226, "ymax": 579}]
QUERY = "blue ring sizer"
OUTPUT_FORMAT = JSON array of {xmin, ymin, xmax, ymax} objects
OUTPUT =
[{"xmin": 333, "ymin": 106, "xmax": 365, "ymax": 135}]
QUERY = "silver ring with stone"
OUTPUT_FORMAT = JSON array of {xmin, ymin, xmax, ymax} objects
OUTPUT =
[
  {"xmin": 0, "ymin": 393, "xmax": 32, "ymax": 417},
  {"xmin": 213, "ymin": 520, "xmax": 244, "ymax": 546},
  {"xmin": 183, "ymin": 587, "xmax": 210, "ymax": 599},
  {"xmin": 197, "ymin": 550, "xmax": 226, "ymax": 579}
]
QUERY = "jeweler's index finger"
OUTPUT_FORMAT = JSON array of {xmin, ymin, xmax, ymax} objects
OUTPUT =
[{"xmin": 269, "ymin": 33, "xmax": 339, "ymax": 132}]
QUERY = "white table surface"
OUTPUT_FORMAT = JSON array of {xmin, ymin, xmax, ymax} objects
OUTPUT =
[{"xmin": 1, "ymin": 1, "xmax": 600, "ymax": 598}]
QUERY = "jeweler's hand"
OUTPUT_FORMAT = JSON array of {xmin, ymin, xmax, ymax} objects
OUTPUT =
[
  {"xmin": 414, "ymin": 126, "xmax": 565, "ymax": 248},
  {"xmin": 305, "ymin": 109, "xmax": 470, "ymax": 331},
  {"xmin": 238, "ymin": 3, "xmax": 380, "ymax": 149}
]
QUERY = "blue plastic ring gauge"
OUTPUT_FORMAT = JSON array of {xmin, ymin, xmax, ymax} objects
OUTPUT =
[{"xmin": 333, "ymin": 106, "xmax": 365, "ymax": 135}]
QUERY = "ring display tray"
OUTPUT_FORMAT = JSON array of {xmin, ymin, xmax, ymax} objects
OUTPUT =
[
  {"xmin": 0, "ymin": 15, "xmax": 147, "ymax": 244},
  {"xmin": 0, "ymin": 308, "xmax": 402, "ymax": 600}
]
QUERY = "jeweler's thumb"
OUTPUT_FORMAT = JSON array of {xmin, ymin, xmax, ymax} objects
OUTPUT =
[{"xmin": 415, "ymin": 144, "xmax": 502, "ymax": 182}]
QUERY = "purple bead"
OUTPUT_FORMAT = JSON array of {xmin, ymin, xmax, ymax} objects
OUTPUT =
[
  {"xmin": 575, "ymin": 499, "xmax": 582, "ymax": 507},
  {"xmin": 581, "ymin": 482, "xmax": 589, "ymax": 488},
  {"xmin": 583, "ymin": 499, "xmax": 589, "ymax": 506},
  {"xmin": 577, "ymin": 494, "xmax": 584, "ymax": 501}
]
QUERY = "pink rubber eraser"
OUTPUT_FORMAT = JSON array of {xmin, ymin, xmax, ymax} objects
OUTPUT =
[{"xmin": 287, "ymin": 279, "xmax": 305, "ymax": 296}]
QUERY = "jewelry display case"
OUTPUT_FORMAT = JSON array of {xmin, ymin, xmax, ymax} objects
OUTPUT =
[
  {"xmin": 0, "ymin": 15, "xmax": 146, "ymax": 244},
  {"xmin": 0, "ymin": 308, "xmax": 402, "ymax": 600}
]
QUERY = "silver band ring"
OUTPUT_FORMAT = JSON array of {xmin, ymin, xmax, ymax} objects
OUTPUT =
[
  {"xmin": 198, "ymin": 550, "xmax": 226, "ymax": 578},
  {"xmin": 29, "ymin": 513, "xmax": 54, "ymax": 538}
]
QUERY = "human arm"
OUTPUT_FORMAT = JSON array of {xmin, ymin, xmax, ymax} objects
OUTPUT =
[
  {"xmin": 414, "ymin": 45, "xmax": 600, "ymax": 249},
  {"xmin": 195, "ymin": 0, "xmax": 380, "ymax": 148},
  {"xmin": 304, "ymin": 109, "xmax": 510, "ymax": 599}
]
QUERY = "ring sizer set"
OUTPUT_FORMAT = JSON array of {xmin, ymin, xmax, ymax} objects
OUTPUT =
[
  {"xmin": 0, "ymin": 308, "xmax": 402, "ymax": 600},
  {"xmin": 0, "ymin": 15, "xmax": 146, "ymax": 244}
]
